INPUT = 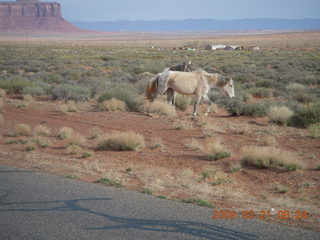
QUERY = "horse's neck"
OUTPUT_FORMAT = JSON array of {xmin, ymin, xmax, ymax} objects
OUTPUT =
[{"xmin": 204, "ymin": 73, "xmax": 220, "ymax": 86}]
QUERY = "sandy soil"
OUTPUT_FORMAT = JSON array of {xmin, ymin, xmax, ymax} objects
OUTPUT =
[{"xmin": 0, "ymin": 96, "xmax": 319, "ymax": 231}]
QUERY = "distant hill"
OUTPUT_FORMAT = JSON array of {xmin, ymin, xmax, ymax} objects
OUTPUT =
[
  {"xmin": 73, "ymin": 18, "xmax": 320, "ymax": 32},
  {"xmin": 0, "ymin": 0, "xmax": 87, "ymax": 33}
]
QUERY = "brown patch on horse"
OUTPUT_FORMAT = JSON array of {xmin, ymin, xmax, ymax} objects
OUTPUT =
[{"xmin": 146, "ymin": 77, "xmax": 158, "ymax": 100}]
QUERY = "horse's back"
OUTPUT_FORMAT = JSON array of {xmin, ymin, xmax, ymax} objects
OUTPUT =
[{"xmin": 167, "ymin": 71, "xmax": 205, "ymax": 95}]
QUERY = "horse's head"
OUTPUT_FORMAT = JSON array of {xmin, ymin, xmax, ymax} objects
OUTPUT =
[
  {"xmin": 183, "ymin": 61, "xmax": 192, "ymax": 72},
  {"xmin": 223, "ymin": 78, "xmax": 235, "ymax": 99}
]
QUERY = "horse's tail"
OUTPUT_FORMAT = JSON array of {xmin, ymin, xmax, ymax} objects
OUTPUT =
[
  {"xmin": 146, "ymin": 76, "xmax": 158, "ymax": 101},
  {"xmin": 146, "ymin": 68, "xmax": 171, "ymax": 101}
]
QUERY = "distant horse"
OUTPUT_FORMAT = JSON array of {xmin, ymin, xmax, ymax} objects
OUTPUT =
[
  {"xmin": 146, "ymin": 61, "xmax": 192, "ymax": 104},
  {"xmin": 153, "ymin": 69, "xmax": 234, "ymax": 117}
]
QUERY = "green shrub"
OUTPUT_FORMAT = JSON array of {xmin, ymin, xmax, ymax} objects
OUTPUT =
[
  {"xmin": 308, "ymin": 123, "xmax": 320, "ymax": 138},
  {"xmin": 22, "ymin": 86, "xmax": 45, "ymax": 96},
  {"xmin": 224, "ymin": 98, "xmax": 244, "ymax": 116},
  {"xmin": 45, "ymin": 73, "xmax": 64, "ymax": 84},
  {"xmin": 236, "ymin": 73, "xmax": 256, "ymax": 83},
  {"xmin": 141, "ymin": 188, "xmax": 153, "ymax": 195},
  {"xmin": 256, "ymin": 79, "xmax": 273, "ymax": 88},
  {"xmin": 82, "ymin": 151, "xmax": 93, "ymax": 158},
  {"xmin": 207, "ymin": 151, "xmax": 231, "ymax": 161},
  {"xmin": 175, "ymin": 95, "xmax": 192, "ymax": 111},
  {"xmin": 225, "ymin": 97, "xmax": 269, "ymax": 117},
  {"xmin": 6, "ymin": 139, "xmax": 28, "ymax": 144},
  {"xmin": 248, "ymin": 87, "xmax": 273, "ymax": 98},
  {"xmin": 182, "ymin": 198, "xmax": 213, "ymax": 208},
  {"xmin": 51, "ymin": 84, "xmax": 91, "ymax": 102},
  {"xmin": 96, "ymin": 178, "xmax": 123, "ymax": 188},
  {"xmin": 0, "ymin": 79, "xmax": 32, "ymax": 94},
  {"xmin": 289, "ymin": 103, "xmax": 320, "ymax": 128},
  {"xmin": 98, "ymin": 87, "xmax": 142, "ymax": 112},
  {"xmin": 241, "ymin": 103, "xmax": 268, "ymax": 117},
  {"xmin": 292, "ymin": 92, "xmax": 317, "ymax": 104},
  {"xmin": 243, "ymin": 92, "xmax": 253, "ymax": 102}
]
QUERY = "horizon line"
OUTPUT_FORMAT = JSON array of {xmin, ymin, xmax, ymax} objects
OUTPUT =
[{"xmin": 72, "ymin": 17, "xmax": 320, "ymax": 23}]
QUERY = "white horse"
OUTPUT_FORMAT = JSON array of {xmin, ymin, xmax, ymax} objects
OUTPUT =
[
  {"xmin": 146, "ymin": 61, "xmax": 192, "ymax": 105},
  {"xmin": 153, "ymin": 69, "xmax": 235, "ymax": 117}
]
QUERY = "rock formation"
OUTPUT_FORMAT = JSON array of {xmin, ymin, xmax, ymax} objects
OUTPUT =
[{"xmin": 0, "ymin": 0, "xmax": 86, "ymax": 32}]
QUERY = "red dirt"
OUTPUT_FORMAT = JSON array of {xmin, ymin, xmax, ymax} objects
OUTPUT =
[{"xmin": 0, "ymin": 96, "xmax": 319, "ymax": 231}]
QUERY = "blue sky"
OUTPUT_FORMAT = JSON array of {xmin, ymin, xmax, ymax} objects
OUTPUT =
[{"xmin": 21, "ymin": 0, "xmax": 320, "ymax": 21}]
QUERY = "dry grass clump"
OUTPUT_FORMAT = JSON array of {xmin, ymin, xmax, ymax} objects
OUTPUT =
[
  {"xmin": 272, "ymin": 182, "xmax": 289, "ymax": 194},
  {"xmin": 14, "ymin": 123, "xmax": 32, "ymax": 136},
  {"xmin": 236, "ymin": 123, "xmax": 251, "ymax": 134},
  {"xmin": 147, "ymin": 101, "xmax": 176, "ymax": 117},
  {"xmin": 201, "ymin": 122, "xmax": 223, "ymax": 138},
  {"xmin": 173, "ymin": 120, "xmax": 192, "ymax": 130},
  {"xmin": 267, "ymin": 106, "xmax": 293, "ymax": 125},
  {"xmin": 0, "ymin": 89, "xmax": 6, "ymax": 97},
  {"xmin": 242, "ymin": 146, "xmax": 304, "ymax": 171},
  {"xmin": 203, "ymin": 122, "xmax": 221, "ymax": 133},
  {"xmin": 58, "ymin": 127, "xmax": 74, "ymax": 139},
  {"xmin": 23, "ymin": 94, "xmax": 33, "ymax": 102},
  {"xmin": 0, "ymin": 98, "xmax": 3, "ymax": 112},
  {"xmin": 184, "ymin": 138, "xmax": 202, "ymax": 151},
  {"xmin": 261, "ymin": 135, "xmax": 277, "ymax": 146},
  {"xmin": 25, "ymin": 142, "xmax": 36, "ymax": 151},
  {"xmin": 229, "ymin": 162, "xmax": 242, "ymax": 173},
  {"xmin": 81, "ymin": 151, "xmax": 93, "ymax": 158},
  {"xmin": 149, "ymin": 137, "xmax": 164, "ymax": 149},
  {"xmin": 197, "ymin": 168, "xmax": 231, "ymax": 186},
  {"xmin": 65, "ymin": 133, "xmax": 87, "ymax": 147},
  {"xmin": 286, "ymin": 83, "xmax": 306, "ymax": 92},
  {"xmin": 58, "ymin": 101, "xmax": 78, "ymax": 114},
  {"xmin": 89, "ymin": 126, "xmax": 103, "ymax": 139},
  {"xmin": 33, "ymin": 125, "xmax": 51, "ymax": 136},
  {"xmin": 201, "ymin": 138, "xmax": 231, "ymax": 161},
  {"xmin": 96, "ymin": 131, "xmax": 145, "ymax": 151},
  {"xmin": 66, "ymin": 145, "xmax": 83, "ymax": 155},
  {"xmin": 210, "ymin": 170, "xmax": 232, "ymax": 186},
  {"xmin": 34, "ymin": 136, "xmax": 52, "ymax": 148},
  {"xmin": 101, "ymin": 98, "xmax": 126, "ymax": 111}
]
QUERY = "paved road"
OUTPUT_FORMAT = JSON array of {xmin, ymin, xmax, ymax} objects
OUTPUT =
[{"xmin": 0, "ymin": 165, "xmax": 319, "ymax": 240}]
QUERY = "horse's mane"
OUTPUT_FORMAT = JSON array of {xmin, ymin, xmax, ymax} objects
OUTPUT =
[{"xmin": 203, "ymin": 72, "xmax": 230, "ymax": 87}]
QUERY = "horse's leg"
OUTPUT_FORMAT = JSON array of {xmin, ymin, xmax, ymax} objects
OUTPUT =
[
  {"xmin": 203, "ymin": 94, "xmax": 213, "ymax": 116},
  {"xmin": 192, "ymin": 94, "xmax": 202, "ymax": 117},
  {"xmin": 166, "ymin": 88, "xmax": 176, "ymax": 105},
  {"xmin": 172, "ymin": 91, "xmax": 177, "ymax": 106}
]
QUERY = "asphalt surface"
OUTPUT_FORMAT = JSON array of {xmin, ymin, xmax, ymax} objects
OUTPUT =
[{"xmin": 0, "ymin": 165, "xmax": 319, "ymax": 240}]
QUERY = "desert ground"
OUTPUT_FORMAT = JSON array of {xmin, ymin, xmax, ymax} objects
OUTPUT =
[{"xmin": 0, "ymin": 31, "xmax": 319, "ymax": 231}]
